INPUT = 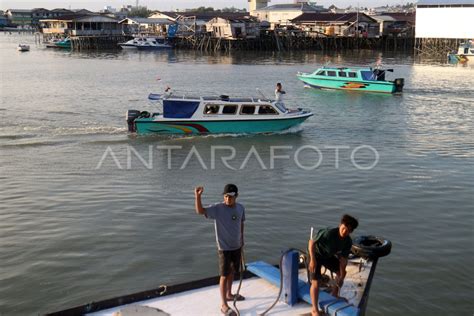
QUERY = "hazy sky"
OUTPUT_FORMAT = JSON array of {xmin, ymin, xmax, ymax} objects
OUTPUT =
[{"xmin": 2, "ymin": 0, "xmax": 410, "ymax": 11}]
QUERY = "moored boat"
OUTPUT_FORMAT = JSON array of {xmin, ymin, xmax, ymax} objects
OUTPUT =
[
  {"xmin": 45, "ymin": 37, "xmax": 71, "ymax": 49},
  {"xmin": 297, "ymin": 66, "xmax": 404, "ymax": 94},
  {"xmin": 45, "ymin": 235, "xmax": 392, "ymax": 316},
  {"xmin": 126, "ymin": 93, "xmax": 313, "ymax": 135},
  {"xmin": 447, "ymin": 40, "xmax": 473, "ymax": 62},
  {"xmin": 17, "ymin": 44, "xmax": 30, "ymax": 52},
  {"xmin": 119, "ymin": 37, "xmax": 172, "ymax": 50}
]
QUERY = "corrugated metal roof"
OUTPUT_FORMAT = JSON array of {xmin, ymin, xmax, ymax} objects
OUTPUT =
[
  {"xmin": 291, "ymin": 12, "xmax": 377, "ymax": 23},
  {"xmin": 6, "ymin": 9, "xmax": 32, "ymax": 13},
  {"xmin": 259, "ymin": 3, "xmax": 319, "ymax": 11},
  {"xmin": 417, "ymin": 0, "xmax": 474, "ymax": 5},
  {"xmin": 371, "ymin": 15, "xmax": 397, "ymax": 22}
]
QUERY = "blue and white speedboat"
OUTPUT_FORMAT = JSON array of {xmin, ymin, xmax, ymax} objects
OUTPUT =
[
  {"xmin": 126, "ymin": 93, "xmax": 313, "ymax": 135},
  {"xmin": 119, "ymin": 37, "xmax": 172, "ymax": 50}
]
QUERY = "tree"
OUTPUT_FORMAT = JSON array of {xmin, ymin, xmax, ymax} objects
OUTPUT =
[{"xmin": 129, "ymin": 7, "xmax": 152, "ymax": 18}]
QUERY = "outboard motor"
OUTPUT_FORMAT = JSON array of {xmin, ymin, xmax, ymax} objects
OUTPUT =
[
  {"xmin": 394, "ymin": 78, "xmax": 404, "ymax": 93},
  {"xmin": 126, "ymin": 110, "xmax": 141, "ymax": 133}
]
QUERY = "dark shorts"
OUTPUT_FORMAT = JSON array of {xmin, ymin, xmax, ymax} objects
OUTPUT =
[
  {"xmin": 218, "ymin": 248, "xmax": 242, "ymax": 276},
  {"xmin": 309, "ymin": 255, "xmax": 340, "ymax": 281}
]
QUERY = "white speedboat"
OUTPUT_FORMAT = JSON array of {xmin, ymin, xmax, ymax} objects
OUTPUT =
[
  {"xmin": 119, "ymin": 37, "xmax": 172, "ymax": 50},
  {"xmin": 17, "ymin": 44, "xmax": 30, "ymax": 52}
]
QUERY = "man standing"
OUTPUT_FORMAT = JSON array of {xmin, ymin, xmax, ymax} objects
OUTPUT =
[
  {"xmin": 275, "ymin": 82, "xmax": 286, "ymax": 102},
  {"xmin": 308, "ymin": 214, "xmax": 359, "ymax": 316},
  {"xmin": 195, "ymin": 184, "xmax": 245, "ymax": 316}
]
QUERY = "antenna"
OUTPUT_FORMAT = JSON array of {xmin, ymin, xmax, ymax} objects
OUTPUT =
[{"xmin": 256, "ymin": 88, "xmax": 267, "ymax": 100}]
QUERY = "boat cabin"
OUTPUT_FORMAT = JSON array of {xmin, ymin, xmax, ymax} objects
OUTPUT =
[
  {"xmin": 159, "ymin": 95, "xmax": 287, "ymax": 119},
  {"xmin": 312, "ymin": 67, "xmax": 389, "ymax": 81}
]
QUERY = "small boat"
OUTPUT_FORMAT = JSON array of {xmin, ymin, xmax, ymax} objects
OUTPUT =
[
  {"xmin": 447, "ymin": 40, "xmax": 473, "ymax": 63},
  {"xmin": 297, "ymin": 66, "xmax": 404, "ymax": 94},
  {"xmin": 45, "ymin": 37, "xmax": 71, "ymax": 49},
  {"xmin": 45, "ymin": 236, "xmax": 392, "ymax": 316},
  {"xmin": 119, "ymin": 37, "xmax": 172, "ymax": 50},
  {"xmin": 54, "ymin": 37, "xmax": 71, "ymax": 49},
  {"xmin": 126, "ymin": 93, "xmax": 313, "ymax": 135},
  {"xmin": 17, "ymin": 44, "xmax": 30, "ymax": 52}
]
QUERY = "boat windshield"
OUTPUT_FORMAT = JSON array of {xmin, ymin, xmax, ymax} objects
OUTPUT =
[
  {"xmin": 274, "ymin": 102, "xmax": 288, "ymax": 113},
  {"xmin": 361, "ymin": 71, "xmax": 376, "ymax": 81}
]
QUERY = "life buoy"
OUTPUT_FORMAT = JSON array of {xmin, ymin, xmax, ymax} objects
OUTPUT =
[{"xmin": 351, "ymin": 235, "xmax": 392, "ymax": 259}]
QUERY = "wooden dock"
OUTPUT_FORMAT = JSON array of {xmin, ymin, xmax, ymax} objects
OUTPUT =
[{"xmin": 173, "ymin": 33, "xmax": 415, "ymax": 53}]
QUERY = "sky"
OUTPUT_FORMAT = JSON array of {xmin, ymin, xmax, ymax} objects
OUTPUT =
[{"xmin": 1, "ymin": 0, "xmax": 411, "ymax": 11}]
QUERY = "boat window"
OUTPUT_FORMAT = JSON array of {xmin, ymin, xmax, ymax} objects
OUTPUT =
[
  {"xmin": 222, "ymin": 105, "xmax": 237, "ymax": 115},
  {"xmin": 241, "ymin": 105, "xmax": 256, "ymax": 115},
  {"xmin": 316, "ymin": 70, "xmax": 326, "ymax": 76},
  {"xmin": 348, "ymin": 72, "xmax": 357, "ymax": 78},
  {"xmin": 204, "ymin": 104, "xmax": 219, "ymax": 115},
  {"xmin": 338, "ymin": 71, "xmax": 347, "ymax": 77},
  {"xmin": 258, "ymin": 105, "xmax": 278, "ymax": 115},
  {"xmin": 327, "ymin": 71, "xmax": 337, "ymax": 77}
]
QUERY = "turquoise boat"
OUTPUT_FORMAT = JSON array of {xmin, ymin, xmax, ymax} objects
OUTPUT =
[
  {"xmin": 127, "ymin": 94, "xmax": 313, "ymax": 135},
  {"xmin": 55, "ymin": 37, "xmax": 71, "ymax": 49},
  {"xmin": 297, "ymin": 66, "xmax": 404, "ymax": 94}
]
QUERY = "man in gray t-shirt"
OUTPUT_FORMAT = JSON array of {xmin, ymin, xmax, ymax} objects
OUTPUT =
[{"xmin": 195, "ymin": 184, "xmax": 245, "ymax": 316}]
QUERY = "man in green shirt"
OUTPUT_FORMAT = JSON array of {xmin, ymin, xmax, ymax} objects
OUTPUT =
[{"xmin": 308, "ymin": 214, "xmax": 359, "ymax": 316}]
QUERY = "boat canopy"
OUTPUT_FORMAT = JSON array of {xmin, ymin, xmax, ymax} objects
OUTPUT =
[{"xmin": 163, "ymin": 100, "xmax": 200, "ymax": 118}]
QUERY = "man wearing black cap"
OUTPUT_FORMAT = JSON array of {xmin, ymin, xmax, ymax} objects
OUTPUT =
[{"xmin": 195, "ymin": 184, "xmax": 245, "ymax": 316}]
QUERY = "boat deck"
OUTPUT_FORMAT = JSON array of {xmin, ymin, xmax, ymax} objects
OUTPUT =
[{"xmin": 86, "ymin": 258, "xmax": 373, "ymax": 316}]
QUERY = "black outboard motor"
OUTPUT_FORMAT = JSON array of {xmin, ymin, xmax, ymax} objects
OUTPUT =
[
  {"xmin": 394, "ymin": 78, "xmax": 404, "ymax": 93},
  {"xmin": 126, "ymin": 110, "xmax": 141, "ymax": 133}
]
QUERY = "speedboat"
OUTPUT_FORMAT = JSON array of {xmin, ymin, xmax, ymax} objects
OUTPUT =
[
  {"xmin": 45, "ymin": 235, "xmax": 392, "ymax": 316},
  {"xmin": 17, "ymin": 44, "xmax": 30, "ymax": 52},
  {"xmin": 119, "ymin": 37, "xmax": 172, "ymax": 50},
  {"xmin": 126, "ymin": 93, "xmax": 313, "ymax": 134},
  {"xmin": 297, "ymin": 66, "xmax": 404, "ymax": 94}
]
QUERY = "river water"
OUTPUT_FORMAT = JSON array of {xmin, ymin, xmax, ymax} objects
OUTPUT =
[{"xmin": 0, "ymin": 34, "xmax": 473, "ymax": 315}]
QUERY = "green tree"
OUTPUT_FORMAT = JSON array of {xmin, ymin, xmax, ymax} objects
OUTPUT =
[{"xmin": 129, "ymin": 7, "xmax": 152, "ymax": 18}]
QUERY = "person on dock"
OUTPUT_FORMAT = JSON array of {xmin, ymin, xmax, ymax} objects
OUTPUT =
[
  {"xmin": 308, "ymin": 214, "xmax": 359, "ymax": 316},
  {"xmin": 194, "ymin": 184, "xmax": 245, "ymax": 316},
  {"xmin": 275, "ymin": 82, "xmax": 286, "ymax": 102}
]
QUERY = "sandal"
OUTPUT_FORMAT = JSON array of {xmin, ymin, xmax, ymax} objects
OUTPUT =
[{"xmin": 226, "ymin": 294, "xmax": 245, "ymax": 301}]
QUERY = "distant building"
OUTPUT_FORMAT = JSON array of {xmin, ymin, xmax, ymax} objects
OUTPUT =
[
  {"xmin": 415, "ymin": 0, "xmax": 473, "ymax": 39},
  {"xmin": 150, "ymin": 11, "xmax": 250, "ymax": 34},
  {"xmin": 205, "ymin": 16, "xmax": 260, "ymax": 39},
  {"xmin": 291, "ymin": 12, "xmax": 379, "ymax": 37},
  {"xmin": 371, "ymin": 15, "xmax": 397, "ymax": 36},
  {"xmin": 41, "ymin": 14, "xmax": 121, "ymax": 36},
  {"xmin": 248, "ymin": 0, "xmax": 270, "ymax": 15},
  {"xmin": 253, "ymin": 3, "xmax": 321, "ymax": 29},
  {"xmin": 118, "ymin": 17, "xmax": 173, "ymax": 35},
  {"xmin": 5, "ymin": 9, "xmax": 32, "ymax": 26},
  {"xmin": 0, "ymin": 11, "xmax": 8, "ymax": 27}
]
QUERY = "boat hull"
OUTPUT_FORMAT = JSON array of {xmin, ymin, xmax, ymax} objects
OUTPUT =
[
  {"xmin": 297, "ymin": 75, "xmax": 401, "ymax": 94},
  {"xmin": 134, "ymin": 115, "xmax": 312, "ymax": 134}
]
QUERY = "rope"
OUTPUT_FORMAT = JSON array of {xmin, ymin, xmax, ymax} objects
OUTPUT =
[{"xmin": 233, "ymin": 247, "xmax": 246, "ymax": 316}]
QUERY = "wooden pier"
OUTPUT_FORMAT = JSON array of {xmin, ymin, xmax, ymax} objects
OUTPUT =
[
  {"xmin": 173, "ymin": 33, "xmax": 415, "ymax": 53},
  {"xmin": 414, "ymin": 38, "xmax": 465, "ymax": 57},
  {"xmin": 69, "ymin": 35, "xmax": 130, "ymax": 50}
]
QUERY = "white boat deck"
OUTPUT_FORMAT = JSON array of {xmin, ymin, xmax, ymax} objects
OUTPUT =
[{"xmin": 87, "ymin": 259, "xmax": 372, "ymax": 316}]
